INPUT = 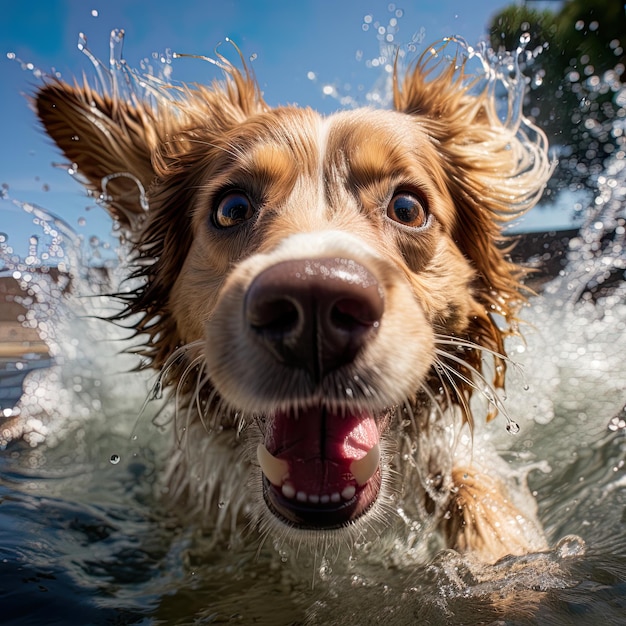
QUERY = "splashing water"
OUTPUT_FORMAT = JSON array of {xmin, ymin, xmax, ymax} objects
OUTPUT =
[{"xmin": 1, "ymin": 15, "xmax": 626, "ymax": 626}]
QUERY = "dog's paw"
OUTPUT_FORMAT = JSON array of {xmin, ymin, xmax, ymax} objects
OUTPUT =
[{"xmin": 443, "ymin": 467, "xmax": 547, "ymax": 563}]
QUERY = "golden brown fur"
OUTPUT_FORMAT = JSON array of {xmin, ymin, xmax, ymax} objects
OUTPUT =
[{"xmin": 34, "ymin": 43, "xmax": 551, "ymax": 562}]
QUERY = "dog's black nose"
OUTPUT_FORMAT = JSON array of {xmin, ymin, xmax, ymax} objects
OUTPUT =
[{"xmin": 245, "ymin": 257, "xmax": 384, "ymax": 383}]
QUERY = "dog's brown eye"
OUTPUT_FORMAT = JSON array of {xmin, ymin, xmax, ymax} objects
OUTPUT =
[
  {"xmin": 386, "ymin": 192, "xmax": 428, "ymax": 228},
  {"xmin": 214, "ymin": 192, "xmax": 255, "ymax": 228}
]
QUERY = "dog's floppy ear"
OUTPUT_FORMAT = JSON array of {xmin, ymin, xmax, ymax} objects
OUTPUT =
[
  {"xmin": 394, "ymin": 45, "xmax": 551, "ymax": 399},
  {"xmin": 394, "ymin": 50, "xmax": 550, "ymax": 305},
  {"xmin": 34, "ymin": 66, "xmax": 267, "ymax": 373},
  {"xmin": 35, "ymin": 80, "xmax": 158, "ymax": 230},
  {"xmin": 35, "ymin": 64, "xmax": 267, "ymax": 233}
]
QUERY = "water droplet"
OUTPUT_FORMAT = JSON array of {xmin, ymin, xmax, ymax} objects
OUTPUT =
[
  {"xmin": 608, "ymin": 409, "xmax": 626, "ymax": 432},
  {"xmin": 151, "ymin": 379, "xmax": 163, "ymax": 400},
  {"xmin": 319, "ymin": 559, "xmax": 332, "ymax": 580},
  {"xmin": 110, "ymin": 454, "xmax": 120, "ymax": 465},
  {"xmin": 506, "ymin": 421, "xmax": 520, "ymax": 434},
  {"xmin": 351, "ymin": 574, "xmax": 365, "ymax": 587},
  {"xmin": 555, "ymin": 535, "xmax": 586, "ymax": 558}
]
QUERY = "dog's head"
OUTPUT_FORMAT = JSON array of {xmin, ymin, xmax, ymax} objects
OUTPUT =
[{"xmin": 35, "ymin": 44, "xmax": 550, "ymax": 534}]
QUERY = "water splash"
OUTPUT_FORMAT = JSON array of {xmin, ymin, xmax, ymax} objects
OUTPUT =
[
  {"xmin": 551, "ymin": 147, "xmax": 626, "ymax": 302},
  {"xmin": 305, "ymin": 6, "xmax": 425, "ymax": 108},
  {"xmin": 76, "ymin": 29, "xmax": 175, "ymax": 107},
  {"xmin": 0, "ymin": 197, "xmax": 155, "ymax": 448},
  {"xmin": 1, "ymin": 22, "xmax": 626, "ymax": 625}
]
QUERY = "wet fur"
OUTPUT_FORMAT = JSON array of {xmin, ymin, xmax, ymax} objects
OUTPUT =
[{"xmin": 35, "ymin": 44, "xmax": 551, "ymax": 562}]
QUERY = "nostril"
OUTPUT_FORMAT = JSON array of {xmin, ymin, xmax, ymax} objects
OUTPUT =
[
  {"xmin": 247, "ymin": 296, "xmax": 300, "ymax": 337},
  {"xmin": 331, "ymin": 295, "xmax": 382, "ymax": 332}
]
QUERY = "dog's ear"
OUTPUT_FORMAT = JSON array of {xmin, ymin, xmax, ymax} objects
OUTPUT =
[
  {"xmin": 394, "ymin": 48, "xmax": 551, "ymax": 399},
  {"xmin": 394, "ymin": 54, "xmax": 550, "ymax": 304},
  {"xmin": 35, "ymin": 67, "xmax": 267, "ymax": 373},
  {"xmin": 35, "ymin": 80, "xmax": 158, "ymax": 230}
]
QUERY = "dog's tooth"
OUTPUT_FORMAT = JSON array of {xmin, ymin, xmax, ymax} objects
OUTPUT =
[
  {"xmin": 308, "ymin": 494, "xmax": 320, "ymax": 504},
  {"xmin": 330, "ymin": 492, "xmax": 341, "ymax": 503},
  {"xmin": 341, "ymin": 485, "xmax": 356, "ymax": 500},
  {"xmin": 257, "ymin": 444, "xmax": 289, "ymax": 487},
  {"xmin": 349, "ymin": 443, "xmax": 381, "ymax": 486},
  {"xmin": 282, "ymin": 483, "xmax": 296, "ymax": 499},
  {"xmin": 296, "ymin": 491, "xmax": 307, "ymax": 502},
  {"xmin": 320, "ymin": 494, "xmax": 330, "ymax": 504}
]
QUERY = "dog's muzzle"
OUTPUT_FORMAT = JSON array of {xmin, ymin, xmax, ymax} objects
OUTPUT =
[{"xmin": 247, "ymin": 257, "xmax": 384, "ymax": 528}]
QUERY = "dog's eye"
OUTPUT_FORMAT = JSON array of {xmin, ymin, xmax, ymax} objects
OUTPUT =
[
  {"xmin": 386, "ymin": 192, "xmax": 428, "ymax": 228},
  {"xmin": 213, "ymin": 192, "xmax": 255, "ymax": 228}
]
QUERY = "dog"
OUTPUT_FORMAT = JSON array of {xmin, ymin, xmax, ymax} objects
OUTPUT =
[{"xmin": 34, "ymin": 41, "xmax": 551, "ymax": 563}]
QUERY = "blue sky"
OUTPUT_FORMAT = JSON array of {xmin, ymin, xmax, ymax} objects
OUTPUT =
[{"xmin": 1, "ymin": 0, "xmax": 523, "ymax": 258}]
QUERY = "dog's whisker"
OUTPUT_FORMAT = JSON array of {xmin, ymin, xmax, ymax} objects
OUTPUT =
[
  {"xmin": 434, "ymin": 333, "xmax": 504, "ymax": 353},
  {"xmin": 432, "ymin": 356, "xmax": 474, "ymax": 432},
  {"xmin": 254, "ymin": 525, "xmax": 272, "ymax": 560},
  {"xmin": 434, "ymin": 349, "xmax": 512, "ymax": 424},
  {"xmin": 191, "ymin": 369, "xmax": 233, "ymax": 437},
  {"xmin": 431, "ymin": 361, "xmax": 456, "ymax": 415},
  {"xmin": 198, "ymin": 382, "xmax": 220, "ymax": 432},
  {"xmin": 193, "ymin": 366, "xmax": 208, "ymax": 422},
  {"xmin": 434, "ymin": 333, "xmax": 526, "ymax": 379},
  {"xmin": 156, "ymin": 339, "xmax": 205, "ymax": 392},
  {"xmin": 435, "ymin": 348, "xmax": 495, "ymax": 392},
  {"xmin": 235, "ymin": 411, "xmax": 248, "ymax": 438},
  {"xmin": 173, "ymin": 354, "xmax": 205, "ymax": 445}
]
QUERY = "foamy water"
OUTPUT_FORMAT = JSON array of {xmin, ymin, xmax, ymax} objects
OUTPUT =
[{"xmin": 1, "ymin": 17, "xmax": 625, "ymax": 626}]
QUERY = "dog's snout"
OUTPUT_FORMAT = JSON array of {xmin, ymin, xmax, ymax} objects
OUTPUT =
[{"xmin": 245, "ymin": 257, "xmax": 384, "ymax": 382}]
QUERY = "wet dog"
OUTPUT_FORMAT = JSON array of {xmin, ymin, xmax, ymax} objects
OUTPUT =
[{"xmin": 35, "ymin": 42, "xmax": 551, "ymax": 562}]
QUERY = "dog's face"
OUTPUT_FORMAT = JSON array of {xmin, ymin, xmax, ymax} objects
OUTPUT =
[
  {"xmin": 35, "ymin": 52, "xmax": 549, "ymax": 535},
  {"xmin": 177, "ymin": 107, "xmax": 476, "ymax": 527}
]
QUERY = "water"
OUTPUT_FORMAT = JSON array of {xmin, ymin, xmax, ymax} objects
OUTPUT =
[{"xmin": 1, "ymin": 24, "xmax": 626, "ymax": 626}]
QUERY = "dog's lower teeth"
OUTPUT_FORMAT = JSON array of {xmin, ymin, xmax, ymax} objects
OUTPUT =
[
  {"xmin": 260, "ymin": 441, "xmax": 379, "ymax": 506},
  {"xmin": 278, "ymin": 485, "xmax": 358, "ymax": 504}
]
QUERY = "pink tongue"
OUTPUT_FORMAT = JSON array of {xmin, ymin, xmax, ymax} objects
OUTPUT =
[{"xmin": 264, "ymin": 407, "xmax": 379, "ymax": 494}]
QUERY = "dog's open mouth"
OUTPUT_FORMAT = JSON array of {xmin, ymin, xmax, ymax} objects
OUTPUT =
[{"xmin": 257, "ymin": 404, "xmax": 381, "ymax": 529}]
